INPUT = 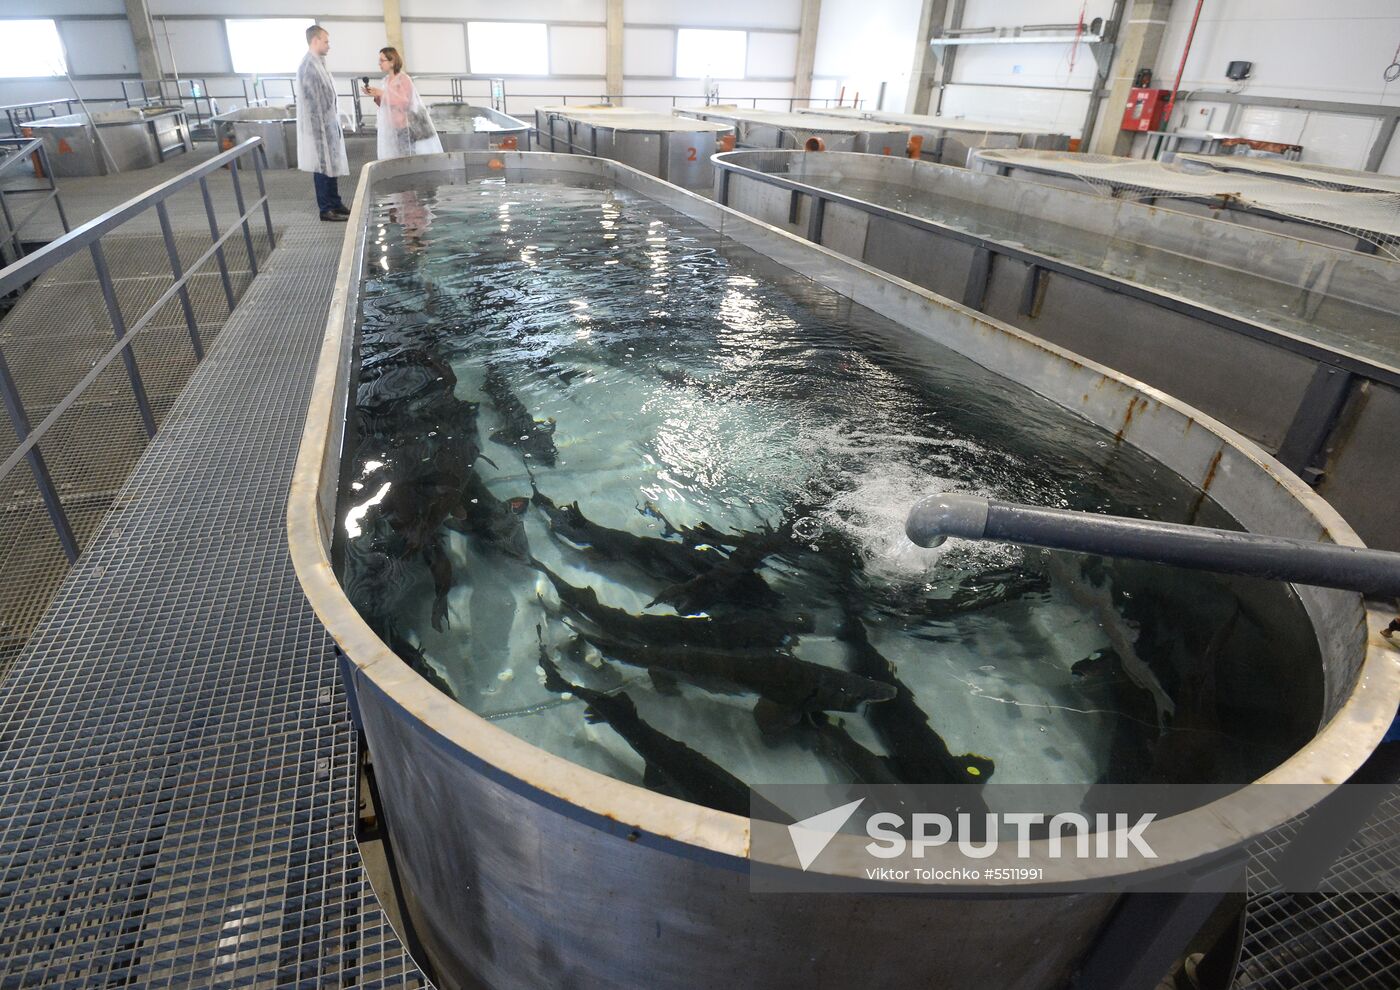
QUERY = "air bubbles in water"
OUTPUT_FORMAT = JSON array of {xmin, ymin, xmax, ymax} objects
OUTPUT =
[{"xmin": 791, "ymin": 516, "xmax": 822, "ymax": 542}]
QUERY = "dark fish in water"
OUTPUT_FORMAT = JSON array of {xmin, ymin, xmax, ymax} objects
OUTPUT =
[
  {"xmin": 1149, "ymin": 605, "xmax": 1236, "ymax": 785},
  {"xmin": 647, "ymin": 566, "xmax": 780, "ymax": 616},
  {"xmin": 536, "ymin": 632, "xmax": 751, "ymax": 816},
  {"xmin": 482, "ymin": 363, "xmax": 557, "ymax": 466},
  {"xmin": 357, "ymin": 347, "xmax": 457, "ymax": 416},
  {"xmin": 446, "ymin": 471, "xmax": 531, "ymax": 561},
  {"xmin": 533, "ymin": 487, "xmax": 723, "ymax": 583},
  {"xmin": 803, "ymin": 713, "xmax": 904, "ymax": 787},
  {"xmin": 921, "ymin": 567, "xmax": 1051, "ymax": 620},
  {"xmin": 639, "ymin": 500, "xmax": 767, "ymax": 554},
  {"xmin": 384, "ymin": 630, "xmax": 458, "ymax": 700},
  {"xmin": 1070, "ymin": 645, "xmax": 1157, "ymax": 785},
  {"xmin": 644, "ymin": 522, "xmax": 791, "ymax": 615},
  {"xmin": 372, "ymin": 467, "xmax": 468, "ymax": 557},
  {"xmin": 840, "ymin": 608, "xmax": 995, "ymax": 788},
  {"xmin": 575, "ymin": 629, "xmax": 896, "ymax": 733},
  {"xmin": 538, "ymin": 563, "xmax": 810, "ymax": 649},
  {"xmin": 361, "ymin": 395, "xmax": 493, "ymax": 490}
]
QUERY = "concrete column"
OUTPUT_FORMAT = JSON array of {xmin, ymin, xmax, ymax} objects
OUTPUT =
[
  {"xmin": 384, "ymin": 0, "xmax": 405, "ymax": 54},
  {"xmin": 124, "ymin": 0, "xmax": 163, "ymax": 82},
  {"xmin": 793, "ymin": 0, "xmax": 821, "ymax": 105},
  {"xmin": 606, "ymin": 0, "xmax": 624, "ymax": 99},
  {"xmin": 905, "ymin": 0, "xmax": 953, "ymax": 114},
  {"xmin": 1089, "ymin": 0, "xmax": 1175, "ymax": 156}
]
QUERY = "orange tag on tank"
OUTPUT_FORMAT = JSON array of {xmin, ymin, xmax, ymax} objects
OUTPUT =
[
  {"xmin": 57, "ymin": 139, "xmax": 73, "ymax": 154},
  {"xmin": 488, "ymin": 158, "xmax": 504, "ymax": 170},
  {"xmin": 500, "ymin": 137, "xmax": 518, "ymax": 150},
  {"xmin": 719, "ymin": 133, "xmax": 735, "ymax": 152}
]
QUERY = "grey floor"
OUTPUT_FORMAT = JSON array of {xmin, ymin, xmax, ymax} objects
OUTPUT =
[{"xmin": 0, "ymin": 138, "xmax": 426, "ymax": 987}]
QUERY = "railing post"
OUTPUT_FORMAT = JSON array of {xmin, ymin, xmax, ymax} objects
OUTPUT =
[
  {"xmin": 0, "ymin": 347, "xmax": 79, "ymax": 563},
  {"xmin": 227, "ymin": 157, "xmax": 258, "ymax": 275},
  {"xmin": 0, "ymin": 185, "xmax": 21, "ymax": 262},
  {"xmin": 155, "ymin": 201, "xmax": 204, "ymax": 361},
  {"xmin": 199, "ymin": 176, "xmax": 237, "ymax": 312},
  {"xmin": 251, "ymin": 148, "xmax": 275, "ymax": 249},
  {"xmin": 41, "ymin": 143, "xmax": 70, "ymax": 233},
  {"xmin": 806, "ymin": 194, "xmax": 825, "ymax": 242},
  {"xmin": 89, "ymin": 240, "xmax": 157, "ymax": 437}
]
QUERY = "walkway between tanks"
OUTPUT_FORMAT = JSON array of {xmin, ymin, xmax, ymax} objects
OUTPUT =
[{"xmin": 0, "ymin": 137, "xmax": 427, "ymax": 987}]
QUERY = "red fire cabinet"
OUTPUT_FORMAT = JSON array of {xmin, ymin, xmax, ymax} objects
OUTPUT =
[{"xmin": 1122, "ymin": 88, "xmax": 1171, "ymax": 132}]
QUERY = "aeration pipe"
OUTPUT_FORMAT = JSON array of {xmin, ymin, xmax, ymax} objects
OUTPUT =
[{"xmin": 905, "ymin": 494, "xmax": 1400, "ymax": 598}]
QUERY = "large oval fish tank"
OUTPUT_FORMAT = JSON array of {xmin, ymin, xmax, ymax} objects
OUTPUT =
[{"xmin": 289, "ymin": 150, "xmax": 1397, "ymax": 990}]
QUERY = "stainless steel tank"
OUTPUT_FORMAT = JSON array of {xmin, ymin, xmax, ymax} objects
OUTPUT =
[
  {"xmin": 533, "ymin": 106, "xmax": 732, "ymax": 190},
  {"xmin": 968, "ymin": 148, "xmax": 1400, "ymax": 255},
  {"xmin": 675, "ymin": 106, "xmax": 909, "ymax": 155},
  {"xmin": 428, "ymin": 103, "xmax": 531, "ymax": 152},
  {"xmin": 797, "ymin": 107, "xmax": 1070, "ymax": 166},
  {"xmin": 289, "ymin": 150, "xmax": 1397, "ymax": 990},
  {"xmin": 212, "ymin": 104, "xmax": 298, "ymax": 169},
  {"xmin": 710, "ymin": 148, "xmax": 1400, "ymax": 552},
  {"xmin": 23, "ymin": 106, "xmax": 191, "ymax": 176}
]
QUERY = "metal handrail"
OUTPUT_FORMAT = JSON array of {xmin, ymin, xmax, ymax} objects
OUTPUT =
[
  {"xmin": 0, "ymin": 139, "xmax": 69, "ymax": 264},
  {"xmin": 122, "ymin": 78, "xmax": 217, "ymax": 132},
  {"xmin": 0, "ymin": 136, "xmax": 275, "ymax": 563},
  {"xmin": 1, "ymin": 99, "xmax": 83, "ymax": 139},
  {"xmin": 905, "ymin": 493, "xmax": 1400, "ymax": 598}
]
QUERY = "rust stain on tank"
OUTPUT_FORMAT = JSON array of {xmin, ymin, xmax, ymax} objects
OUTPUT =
[
  {"xmin": 1114, "ymin": 396, "xmax": 1145, "ymax": 443},
  {"xmin": 1187, "ymin": 448, "xmax": 1225, "ymax": 523},
  {"xmin": 1200, "ymin": 449, "xmax": 1223, "ymax": 492}
]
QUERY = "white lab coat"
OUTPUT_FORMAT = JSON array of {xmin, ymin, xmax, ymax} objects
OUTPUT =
[
  {"xmin": 375, "ymin": 72, "xmax": 443, "ymax": 159},
  {"xmin": 296, "ymin": 50, "xmax": 348, "ymax": 176}
]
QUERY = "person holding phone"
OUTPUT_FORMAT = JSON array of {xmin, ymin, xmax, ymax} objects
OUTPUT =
[{"xmin": 363, "ymin": 48, "xmax": 443, "ymax": 159}]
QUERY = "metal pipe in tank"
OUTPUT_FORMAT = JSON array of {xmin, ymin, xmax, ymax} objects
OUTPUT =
[{"xmin": 907, "ymin": 493, "xmax": 1400, "ymax": 598}]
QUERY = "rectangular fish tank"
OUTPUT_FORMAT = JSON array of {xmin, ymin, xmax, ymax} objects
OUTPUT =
[{"xmin": 289, "ymin": 151, "xmax": 1395, "ymax": 990}]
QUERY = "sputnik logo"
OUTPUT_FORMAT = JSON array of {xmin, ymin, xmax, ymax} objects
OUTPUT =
[{"xmin": 787, "ymin": 798, "xmax": 865, "ymax": 870}]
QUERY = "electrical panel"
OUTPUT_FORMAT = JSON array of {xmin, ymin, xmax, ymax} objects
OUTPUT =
[{"xmin": 1226, "ymin": 61, "xmax": 1253, "ymax": 81}]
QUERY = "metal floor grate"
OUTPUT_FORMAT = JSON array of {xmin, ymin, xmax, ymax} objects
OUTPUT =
[
  {"xmin": 0, "ymin": 139, "xmax": 425, "ymax": 987},
  {"xmin": 0, "ymin": 228, "xmax": 268, "ymax": 671}
]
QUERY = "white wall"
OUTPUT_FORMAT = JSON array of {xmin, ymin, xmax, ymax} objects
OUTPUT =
[
  {"xmin": 1156, "ymin": 0, "xmax": 1400, "ymax": 171},
  {"xmin": 811, "ymin": 0, "xmax": 922, "ymax": 113},
  {"xmin": 621, "ymin": 0, "xmax": 800, "ymax": 111},
  {"xmin": 934, "ymin": 0, "xmax": 1116, "ymax": 136}
]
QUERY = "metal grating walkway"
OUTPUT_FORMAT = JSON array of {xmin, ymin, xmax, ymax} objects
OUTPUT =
[{"xmin": 0, "ymin": 142, "xmax": 425, "ymax": 987}]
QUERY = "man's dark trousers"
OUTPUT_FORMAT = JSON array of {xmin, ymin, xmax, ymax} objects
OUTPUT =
[{"xmin": 314, "ymin": 172, "xmax": 345, "ymax": 213}]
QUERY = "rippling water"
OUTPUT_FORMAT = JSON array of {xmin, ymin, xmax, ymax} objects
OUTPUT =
[{"xmin": 337, "ymin": 174, "xmax": 1321, "ymax": 811}]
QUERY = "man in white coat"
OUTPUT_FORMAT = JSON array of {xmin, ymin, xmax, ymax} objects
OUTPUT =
[{"xmin": 296, "ymin": 25, "xmax": 349, "ymax": 222}]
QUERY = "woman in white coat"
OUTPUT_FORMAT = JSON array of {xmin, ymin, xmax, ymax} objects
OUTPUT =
[{"xmin": 364, "ymin": 48, "xmax": 443, "ymax": 159}]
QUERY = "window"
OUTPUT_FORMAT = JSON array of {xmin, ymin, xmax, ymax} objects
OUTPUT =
[
  {"xmin": 9, "ymin": 21, "xmax": 67, "ymax": 78},
  {"xmin": 468, "ymin": 22, "xmax": 549, "ymax": 76},
  {"xmin": 225, "ymin": 18, "xmax": 316, "ymax": 76},
  {"xmin": 676, "ymin": 29, "xmax": 746, "ymax": 79}
]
